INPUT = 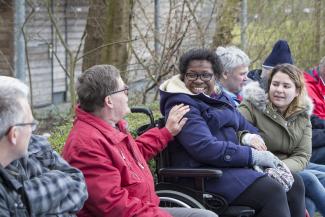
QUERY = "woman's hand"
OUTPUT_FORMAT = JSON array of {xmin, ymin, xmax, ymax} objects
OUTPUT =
[
  {"xmin": 165, "ymin": 104, "xmax": 190, "ymax": 136},
  {"xmin": 242, "ymin": 133, "xmax": 267, "ymax": 151},
  {"xmin": 251, "ymin": 149, "xmax": 281, "ymax": 168}
]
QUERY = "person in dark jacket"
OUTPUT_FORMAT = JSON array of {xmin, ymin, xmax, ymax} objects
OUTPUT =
[
  {"xmin": 159, "ymin": 48, "xmax": 305, "ymax": 217},
  {"xmin": 0, "ymin": 77, "xmax": 33, "ymax": 217},
  {"xmin": 0, "ymin": 76, "xmax": 88, "ymax": 217},
  {"xmin": 247, "ymin": 39, "xmax": 294, "ymax": 90}
]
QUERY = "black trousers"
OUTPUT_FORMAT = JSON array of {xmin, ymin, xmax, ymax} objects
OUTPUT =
[{"xmin": 230, "ymin": 173, "xmax": 305, "ymax": 217}]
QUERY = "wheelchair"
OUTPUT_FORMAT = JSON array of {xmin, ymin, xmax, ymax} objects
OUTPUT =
[{"xmin": 131, "ymin": 107, "xmax": 255, "ymax": 217}]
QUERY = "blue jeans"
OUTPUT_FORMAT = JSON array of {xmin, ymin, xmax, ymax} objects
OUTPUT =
[
  {"xmin": 299, "ymin": 163, "xmax": 325, "ymax": 217},
  {"xmin": 306, "ymin": 197, "xmax": 316, "ymax": 217},
  {"xmin": 311, "ymin": 146, "xmax": 325, "ymax": 165}
]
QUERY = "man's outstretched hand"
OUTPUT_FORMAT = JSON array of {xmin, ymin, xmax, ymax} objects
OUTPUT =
[{"xmin": 165, "ymin": 104, "xmax": 190, "ymax": 136}]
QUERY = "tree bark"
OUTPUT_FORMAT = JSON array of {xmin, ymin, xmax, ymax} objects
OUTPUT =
[
  {"xmin": 82, "ymin": 0, "xmax": 133, "ymax": 81},
  {"xmin": 102, "ymin": 0, "xmax": 132, "ymax": 80},
  {"xmin": 81, "ymin": 0, "xmax": 107, "ymax": 71}
]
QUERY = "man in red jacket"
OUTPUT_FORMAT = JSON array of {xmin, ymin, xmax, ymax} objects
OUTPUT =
[
  {"xmin": 304, "ymin": 56, "xmax": 325, "ymax": 165},
  {"xmin": 305, "ymin": 56, "xmax": 325, "ymax": 119},
  {"xmin": 62, "ymin": 64, "xmax": 218, "ymax": 217}
]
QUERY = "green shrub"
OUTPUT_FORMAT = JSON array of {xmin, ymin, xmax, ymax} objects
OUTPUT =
[
  {"xmin": 48, "ymin": 121, "xmax": 73, "ymax": 154},
  {"xmin": 126, "ymin": 102, "xmax": 162, "ymax": 135}
]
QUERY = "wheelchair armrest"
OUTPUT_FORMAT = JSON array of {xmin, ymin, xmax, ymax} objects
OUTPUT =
[{"xmin": 159, "ymin": 168, "xmax": 222, "ymax": 178}]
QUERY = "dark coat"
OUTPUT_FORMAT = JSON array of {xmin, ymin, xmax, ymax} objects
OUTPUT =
[
  {"xmin": 159, "ymin": 75, "xmax": 264, "ymax": 203},
  {"xmin": 247, "ymin": 69, "xmax": 262, "ymax": 82},
  {"xmin": 310, "ymin": 115, "xmax": 325, "ymax": 149},
  {"xmin": 0, "ymin": 166, "xmax": 29, "ymax": 217}
]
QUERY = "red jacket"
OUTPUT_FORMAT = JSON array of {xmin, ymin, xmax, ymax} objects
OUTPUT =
[
  {"xmin": 304, "ymin": 68, "xmax": 325, "ymax": 119},
  {"xmin": 62, "ymin": 107, "xmax": 173, "ymax": 217}
]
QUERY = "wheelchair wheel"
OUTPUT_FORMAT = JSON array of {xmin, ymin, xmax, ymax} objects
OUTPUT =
[{"xmin": 157, "ymin": 189, "xmax": 205, "ymax": 209}]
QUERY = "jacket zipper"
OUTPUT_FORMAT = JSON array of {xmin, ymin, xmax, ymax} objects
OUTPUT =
[
  {"xmin": 126, "ymin": 135, "xmax": 145, "ymax": 170},
  {"xmin": 118, "ymin": 149, "xmax": 141, "ymax": 180},
  {"xmin": 119, "ymin": 148, "xmax": 152, "ymax": 201}
]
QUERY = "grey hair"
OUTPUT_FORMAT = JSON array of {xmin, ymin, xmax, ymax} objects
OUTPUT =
[
  {"xmin": 216, "ymin": 46, "xmax": 250, "ymax": 74},
  {"xmin": 0, "ymin": 76, "xmax": 29, "ymax": 138}
]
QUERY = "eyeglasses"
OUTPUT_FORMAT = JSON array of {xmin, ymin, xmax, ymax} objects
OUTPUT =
[
  {"xmin": 109, "ymin": 86, "xmax": 129, "ymax": 96},
  {"xmin": 185, "ymin": 72, "xmax": 214, "ymax": 81},
  {"xmin": 1, "ymin": 120, "xmax": 38, "ymax": 139},
  {"xmin": 8, "ymin": 120, "xmax": 38, "ymax": 134},
  {"xmin": 13, "ymin": 121, "xmax": 38, "ymax": 132}
]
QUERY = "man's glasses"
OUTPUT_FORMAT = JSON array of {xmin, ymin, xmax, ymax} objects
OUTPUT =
[
  {"xmin": 1, "ymin": 120, "xmax": 38, "ymax": 139},
  {"xmin": 185, "ymin": 72, "xmax": 214, "ymax": 81},
  {"xmin": 109, "ymin": 86, "xmax": 129, "ymax": 96},
  {"xmin": 13, "ymin": 121, "xmax": 38, "ymax": 132}
]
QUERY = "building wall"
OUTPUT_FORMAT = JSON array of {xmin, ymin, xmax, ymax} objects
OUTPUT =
[
  {"xmin": 24, "ymin": 0, "xmax": 88, "ymax": 107},
  {"xmin": 0, "ymin": 0, "xmax": 217, "ymax": 106}
]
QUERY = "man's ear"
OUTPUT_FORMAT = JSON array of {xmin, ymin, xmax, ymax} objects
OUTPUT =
[
  {"xmin": 104, "ymin": 96, "xmax": 114, "ymax": 108},
  {"xmin": 7, "ymin": 127, "xmax": 18, "ymax": 146}
]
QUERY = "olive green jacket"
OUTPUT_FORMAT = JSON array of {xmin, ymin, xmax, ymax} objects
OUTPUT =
[{"xmin": 238, "ymin": 81, "xmax": 313, "ymax": 172}]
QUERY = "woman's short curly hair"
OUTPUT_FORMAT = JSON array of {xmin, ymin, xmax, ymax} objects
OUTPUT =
[{"xmin": 179, "ymin": 48, "xmax": 224, "ymax": 80}]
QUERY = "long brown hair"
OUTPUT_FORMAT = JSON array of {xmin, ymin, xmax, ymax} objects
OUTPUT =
[{"xmin": 267, "ymin": 64, "xmax": 307, "ymax": 118}]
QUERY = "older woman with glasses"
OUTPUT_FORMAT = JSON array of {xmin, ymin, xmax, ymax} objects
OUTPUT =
[{"xmin": 159, "ymin": 48, "xmax": 306, "ymax": 217}]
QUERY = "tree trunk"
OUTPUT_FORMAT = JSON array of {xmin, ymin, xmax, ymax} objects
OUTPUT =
[
  {"xmin": 240, "ymin": 0, "xmax": 248, "ymax": 51},
  {"xmin": 211, "ymin": 0, "xmax": 240, "ymax": 49},
  {"xmin": 69, "ymin": 56, "xmax": 76, "ymax": 114},
  {"xmin": 82, "ymin": 0, "xmax": 107, "ymax": 71},
  {"xmin": 82, "ymin": 0, "xmax": 133, "ymax": 81},
  {"xmin": 102, "ymin": 0, "xmax": 132, "ymax": 81}
]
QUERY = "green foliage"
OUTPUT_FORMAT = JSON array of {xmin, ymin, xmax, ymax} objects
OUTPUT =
[
  {"xmin": 48, "ymin": 121, "xmax": 72, "ymax": 154},
  {"xmin": 125, "ymin": 102, "xmax": 162, "ymax": 136},
  {"xmin": 231, "ymin": 0, "xmax": 324, "ymax": 70}
]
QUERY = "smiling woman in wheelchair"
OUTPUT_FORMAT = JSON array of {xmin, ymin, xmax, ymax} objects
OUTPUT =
[{"xmin": 159, "ymin": 48, "xmax": 306, "ymax": 217}]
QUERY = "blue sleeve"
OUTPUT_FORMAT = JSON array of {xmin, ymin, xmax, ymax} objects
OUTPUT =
[
  {"xmin": 165, "ymin": 103, "xmax": 252, "ymax": 168},
  {"xmin": 236, "ymin": 110, "xmax": 259, "ymax": 133}
]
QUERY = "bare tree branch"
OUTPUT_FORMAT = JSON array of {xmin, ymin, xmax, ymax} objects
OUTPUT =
[
  {"xmin": 77, "ymin": 38, "xmax": 137, "ymax": 62},
  {"xmin": 22, "ymin": 0, "xmax": 35, "ymax": 109}
]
